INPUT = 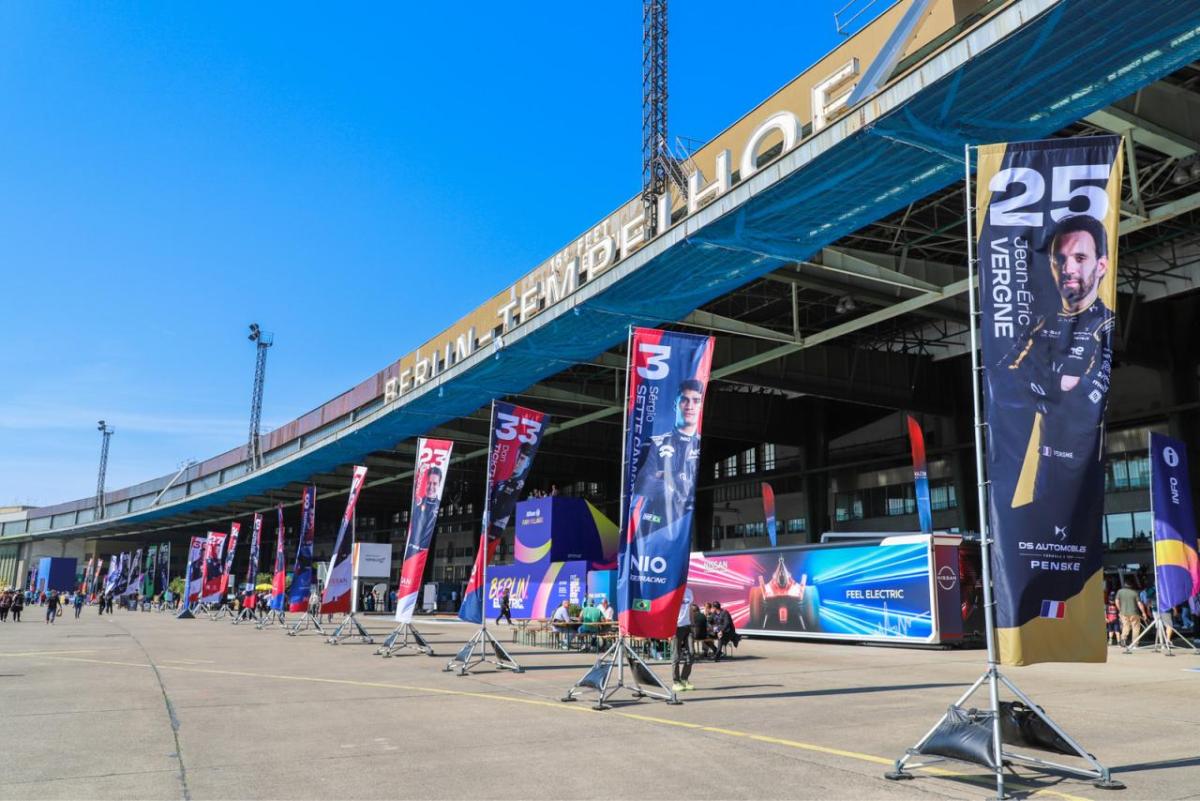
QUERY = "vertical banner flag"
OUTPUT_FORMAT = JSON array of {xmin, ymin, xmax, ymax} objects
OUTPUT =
[
  {"xmin": 113, "ymin": 552, "xmax": 131, "ymax": 596},
  {"xmin": 286, "ymin": 486, "xmax": 317, "ymax": 612},
  {"xmin": 321, "ymin": 465, "xmax": 369, "ymax": 613},
  {"xmin": 158, "ymin": 543, "xmax": 170, "ymax": 600},
  {"xmin": 90, "ymin": 557, "xmax": 104, "ymax": 596},
  {"xmin": 80, "ymin": 557, "xmax": 94, "ymax": 594},
  {"xmin": 1150, "ymin": 433, "xmax": 1200, "ymax": 613},
  {"xmin": 459, "ymin": 403, "xmax": 549, "ymax": 623},
  {"xmin": 271, "ymin": 505, "xmax": 287, "ymax": 610},
  {"xmin": 123, "ymin": 548, "xmax": 143, "ymax": 596},
  {"xmin": 906, "ymin": 415, "xmax": 934, "ymax": 533},
  {"xmin": 245, "ymin": 513, "xmax": 263, "ymax": 592},
  {"xmin": 185, "ymin": 537, "xmax": 205, "ymax": 602},
  {"xmin": 200, "ymin": 532, "xmax": 228, "ymax": 604},
  {"xmin": 618, "ymin": 327, "xmax": 714, "ymax": 638},
  {"xmin": 396, "ymin": 439, "xmax": 453, "ymax": 623},
  {"xmin": 145, "ymin": 546, "xmax": 158, "ymax": 597},
  {"xmin": 762, "ymin": 482, "xmax": 778, "ymax": 548},
  {"xmin": 979, "ymin": 135, "xmax": 1123, "ymax": 665},
  {"xmin": 218, "ymin": 523, "xmax": 241, "ymax": 597}
]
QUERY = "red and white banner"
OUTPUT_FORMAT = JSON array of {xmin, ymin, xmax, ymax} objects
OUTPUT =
[
  {"xmin": 185, "ymin": 537, "xmax": 205, "ymax": 602},
  {"xmin": 218, "ymin": 522, "xmax": 241, "ymax": 597},
  {"xmin": 321, "ymin": 465, "xmax": 368, "ymax": 614},
  {"xmin": 395, "ymin": 439, "xmax": 453, "ymax": 623},
  {"xmin": 80, "ymin": 557, "xmax": 95, "ymax": 594},
  {"xmin": 200, "ymin": 531, "xmax": 228, "ymax": 604}
]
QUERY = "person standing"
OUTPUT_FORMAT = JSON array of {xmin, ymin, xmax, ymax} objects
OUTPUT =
[
  {"xmin": 0, "ymin": 590, "xmax": 10, "ymax": 623},
  {"xmin": 11, "ymin": 591, "xmax": 23, "ymax": 622},
  {"xmin": 495, "ymin": 589, "xmax": 513, "ymax": 625},
  {"xmin": 73, "ymin": 592, "xmax": 84, "ymax": 619},
  {"xmin": 672, "ymin": 588, "xmax": 695, "ymax": 693},
  {"xmin": 1115, "ymin": 578, "xmax": 1145, "ymax": 653}
]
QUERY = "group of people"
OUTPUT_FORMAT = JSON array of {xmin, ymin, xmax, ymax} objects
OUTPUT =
[
  {"xmin": 1107, "ymin": 576, "xmax": 1197, "ymax": 652},
  {"xmin": 0, "ymin": 588, "xmax": 89, "ymax": 623},
  {"xmin": 671, "ymin": 590, "xmax": 741, "ymax": 692},
  {"xmin": 547, "ymin": 597, "xmax": 614, "ymax": 650}
]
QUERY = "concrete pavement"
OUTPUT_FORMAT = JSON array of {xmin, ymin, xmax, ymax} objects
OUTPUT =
[{"xmin": 1, "ymin": 609, "xmax": 1197, "ymax": 800}]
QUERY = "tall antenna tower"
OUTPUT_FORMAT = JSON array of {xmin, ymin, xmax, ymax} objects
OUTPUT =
[
  {"xmin": 246, "ymin": 323, "xmax": 273, "ymax": 471},
  {"xmin": 95, "ymin": 420, "xmax": 113, "ymax": 519},
  {"xmin": 642, "ymin": 0, "xmax": 669, "ymax": 234}
]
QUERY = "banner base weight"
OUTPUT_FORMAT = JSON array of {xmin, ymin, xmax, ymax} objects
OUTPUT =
[
  {"xmin": 326, "ymin": 613, "xmax": 374, "ymax": 645},
  {"xmin": 376, "ymin": 623, "xmax": 434, "ymax": 657},
  {"xmin": 561, "ymin": 635, "xmax": 679, "ymax": 711},
  {"xmin": 444, "ymin": 626, "xmax": 521, "ymax": 675}
]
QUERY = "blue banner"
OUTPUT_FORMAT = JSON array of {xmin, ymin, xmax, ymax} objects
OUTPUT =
[
  {"xmin": 906, "ymin": 415, "xmax": 933, "ymax": 533},
  {"xmin": 1150, "ymin": 433, "xmax": 1200, "ymax": 613},
  {"xmin": 978, "ymin": 136, "xmax": 1122, "ymax": 665},
  {"xmin": 286, "ymin": 486, "xmax": 316, "ymax": 613},
  {"xmin": 618, "ymin": 327, "xmax": 714, "ymax": 638}
]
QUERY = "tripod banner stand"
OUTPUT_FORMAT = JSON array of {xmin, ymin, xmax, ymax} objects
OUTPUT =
[
  {"xmin": 284, "ymin": 486, "xmax": 318, "ymax": 634},
  {"xmin": 1128, "ymin": 432, "xmax": 1200, "ymax": 656},
  {"xmin": 385, "ymin": 437, "xmax": 454, "ymax": 658},
  {"xmin": 563, "ymin": 327, "xmax": 714, "ymax": 708},
  {"xmin": 322, "ymin": 467, "xmax": 375, "ymax": 645},
  {"xmin": 887, "ymin": 138, "xmax": 1125, "ymax": 796},
  {"xmin": 451, "ymin": 401, "xmax": 550, "ymax": 675},
  {"xmin": 176, "ymin": 536, "xmax": 205, "ymax": 620}
]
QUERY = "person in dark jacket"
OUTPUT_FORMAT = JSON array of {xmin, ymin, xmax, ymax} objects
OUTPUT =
[
  {"xmin": 11, "ymin": 591, "xmax": 23, "ymax": 622},
  {"xmin": 711, "ymin": 602, "xmax": 740, "ymax": 660}
]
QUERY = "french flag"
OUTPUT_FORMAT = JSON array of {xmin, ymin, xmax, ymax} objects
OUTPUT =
[{"xmin": 1040, "ymin": 600, "xmax": 1067, "ymax": 619}]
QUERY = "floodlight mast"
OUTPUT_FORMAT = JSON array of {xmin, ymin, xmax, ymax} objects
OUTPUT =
[
  {"xmin": 95, "ymin": 420, "xmax": 113, "ymax": 520},
  {"xmin": 246, "ymin": 323, "xmax": 273, "ymax": 472},
  {"xmin": 642, "ymin": 0, "xmax": 669, "ymax": 234}
]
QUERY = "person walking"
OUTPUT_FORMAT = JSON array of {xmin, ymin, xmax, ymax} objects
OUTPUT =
[
  {"xmin": 672, "ymin": 588, "xmax": 695, "ymax": 693},
  {"xmin": 11, "ymin": 591, "xmax": 23, "ymax": 622},
  {"xmin": 45, "ymin": 592, "xmax": 60, "ymax": 624},
  {"xmin": 73, "ymin": 592, "xmax": 84, "ymax": 619},
  {"xmin": 0, "ymin": 590, "xmax": 10, "ymax": 622},
  {"xmin": 1116, "ymin": 577, "xmax": 1146, "ymax": 653},
  {"xmin": 495, "ymin": 589, "xmax": 513, "ymax": 625}
]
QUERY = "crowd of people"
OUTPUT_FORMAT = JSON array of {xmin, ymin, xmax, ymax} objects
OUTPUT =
[{"xmin": 1106, "ymin": 575, "xmax": 1197, "ymax": 652}]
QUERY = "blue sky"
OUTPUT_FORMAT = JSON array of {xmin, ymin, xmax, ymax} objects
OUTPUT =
[{"xmin": 0, "ymin": 2, "xmax": 862, "ymax": 506}]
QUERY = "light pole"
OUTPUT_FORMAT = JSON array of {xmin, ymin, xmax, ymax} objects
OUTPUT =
[
  {"xmin": 246, "ymin": 323, "xmax": 274, "ymax": 471},
  {"xmin": 96, "ymin": 420, "xmax": 113, "ymax": 520}
]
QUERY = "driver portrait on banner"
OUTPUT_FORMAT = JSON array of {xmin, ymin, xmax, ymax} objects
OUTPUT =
[
  {"xmin": 405, "ymin": 465, "xmax": 443, "ymax": 558},
  {"xmin": 999, "ymin": 214, "xmax": 1114, "ymax": 508},
  {"xmin": 631, "ymin": 377, "xmax": 705, "ymax": 537},
  {"xmin": 489, "ymin": 441, "xmax": 535, "ymax": 538}
]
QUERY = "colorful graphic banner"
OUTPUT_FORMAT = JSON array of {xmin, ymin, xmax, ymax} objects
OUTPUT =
[
  {"xmin": 88, "ymin": 557, "xmax": 104, "ymax": 596},
  {"xmin": 185, "ymin": 536, "xmax": 205, "ymax": 603},
  {"xmin": 200, "ymin": 532, "xmax": 228, "ymax": 604},
  {"xmin": 218, "ymin": 523, "xmax": 240, "ymax": 597},
  {"xmin": 271, "ymin": 505, "xmax": 287, "ymax": 611},
  {"xmin": 245, "ymin": 513, "xmax": 263, "ymax": 591},
  {"xmin": 979, "ymin": 135, "xmax": 1122, "ymax": 665},
  {"xmin": 158, "ymin": 543, "xmax": 170, "ymax": 599},
  {"xmin": 762, "ymin": 482, "xmax": 778, "ymax": 548},
  {"xmin": 145, "ymin": 546, "xmax": 158, "ymax": 597},
  {"xmin": 396, "ymin": 438, "xmax": 453, "ymax": 623},
  {"xmin": 684, "ymin": 536, "xmax": 968, "ymax": 644},
  {"xmin": 906, "ymin": 415, "xmax": 933, "ymax": 533},
  {"xmin": 321, "ymin": 465, "xmax": 368, "ymax": 614},
  {"xmin": 460, "ymin": 402, "xmax": 549, "ymax": 623},
  {"xmin": 80, "ymin": 557, "xmax": 95, "ymax": 594},
  {"xmin": 286, "ymin": 486, "xmax": 317, "ymax": 613},
  {"xmin": 484, "ymin": 561, "xmax": 587, "ymax": 620},
  {"xmin": 618, "ymin": 327, "xmax": 715, "ymax": 638},
  {"xmin": 122, "ymin": 548, "xmax": 143, "ymax": 597},
  {"xmin": 1150, "ymin": 433, "xmax": 1200, "ymax": 613}
]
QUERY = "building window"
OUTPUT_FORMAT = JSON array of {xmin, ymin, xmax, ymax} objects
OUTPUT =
[
  {"xmin": 834, "ymin": 492, "xmax": 864, "ymax": 522},
  {"xmin": 722, "ymin": 455, "xmax": 738, "ymax": 478},
  {"xmin": 714, "ymin": 462, "xmax": 721, "ymax": 480},
  {"xmin": 786, "ymin": 518, "xmax": 806, "ymax": 533},
  {"xmin": 762, "ymin": 443, "xmax": 776, "ymax": 471},
  {"xmin": 930, "ymin": 481, "xmax": 957, "ymax": 511},
  {"xmin": 742, "ymin": 447, "xmax": 757, "ymax": 474}
]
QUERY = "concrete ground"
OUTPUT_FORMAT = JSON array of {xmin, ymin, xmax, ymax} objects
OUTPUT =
[{"xmin": 1, "ymin": 609, "xmax": 1197, "ymax": 800}]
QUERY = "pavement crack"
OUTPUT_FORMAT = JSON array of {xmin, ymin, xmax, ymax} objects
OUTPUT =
[{"xmin": 107, "ymin": 618, "xmax": 192, "ymax": 801}]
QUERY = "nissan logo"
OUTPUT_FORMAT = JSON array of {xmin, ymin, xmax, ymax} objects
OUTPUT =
[{"xmin": 936, "ymin": 565, "xmax": 957, "ymax": 591}]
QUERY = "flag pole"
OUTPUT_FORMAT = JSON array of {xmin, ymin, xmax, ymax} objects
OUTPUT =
[
  {"xmin": 885, "ymin": 143, "xmax": 1121, "ymax": 794},
  {"xmin": 562, "ymin": 325, "xmax": 679, "ymax": 709},
  {"xmin": 445, "ymin": 400, "xmax": 523, "ymax": 674}
]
